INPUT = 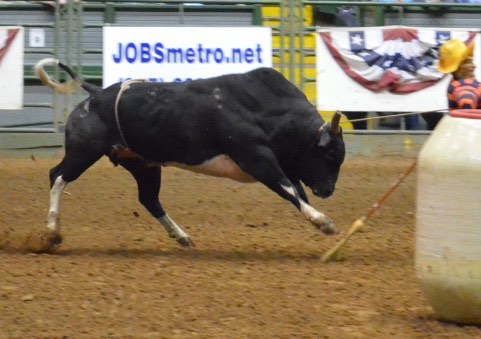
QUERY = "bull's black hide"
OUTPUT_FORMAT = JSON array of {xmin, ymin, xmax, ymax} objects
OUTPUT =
[{"xmin": 35, "ymin": 59, "xmax": 345, "ymax": 247}]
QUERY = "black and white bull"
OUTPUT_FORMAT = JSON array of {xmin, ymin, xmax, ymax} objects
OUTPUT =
[{"xmin": 35, "ymin": 58, "xmax": 345, "ymax": 247}]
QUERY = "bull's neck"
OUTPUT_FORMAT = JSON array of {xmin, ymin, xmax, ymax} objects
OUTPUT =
[{"xmin": 273, "ymin": 115, "xmax": 323, "ymax": 163}]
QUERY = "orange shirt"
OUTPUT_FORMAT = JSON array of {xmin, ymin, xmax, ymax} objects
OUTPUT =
[{"xmin": 447, "ymin": 78, "xmax": 481, "ymax": 110}]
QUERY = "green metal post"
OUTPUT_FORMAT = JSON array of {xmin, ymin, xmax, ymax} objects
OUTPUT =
[
  {"xmin": 104, "ymin": 3, "xmax": 116, "ymax": 24},
  {"xmin": 299, "ymin": 0, "xmax": 305, "ymax": 93},
  {"xmin": 53, "ymin": 0, "xmax": 62, "ymax": 131},
  {"xmin": 288, "ymin": 0, "xmax": 295, "ymax": 83},
  {"xmin": 75, "ymin": 0, "xmax": 83, "ymax": 105},
  {"xmin": 252, "ymin": 5, "xmax": 262, "ymax": 26},
  {"xmin": 279, "ymin": 1, "xmax": 285, "ymax": 76},
  {"xmin": 397, "ymin": 6, "xmax": 404, "ymax": 25},
  {"xmin": 375, "ymin": 6, "xmax": 385, "ymax": 26},
  {"xmin": 355, "ymin": 6, "xmax": 363, "ymax": 26},
  {"xmin": 65, "ymin": 0, "xmax": 75, "ymax": 124},
  {"xmin": 179, "ymin": 3, "xmax": 185, "ymax": 25}
]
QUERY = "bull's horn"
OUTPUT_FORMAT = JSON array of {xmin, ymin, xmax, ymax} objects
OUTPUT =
[{"xmin": 331, "ymin": 111, "xmax": 341, "ymax": 134}]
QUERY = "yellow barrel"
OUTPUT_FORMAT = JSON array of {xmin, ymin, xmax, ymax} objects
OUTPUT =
[{"xmin": 416, "ymin": 109, "xmax": 481, "ymax": 324}]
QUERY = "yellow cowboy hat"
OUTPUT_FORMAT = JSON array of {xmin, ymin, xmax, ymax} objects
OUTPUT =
[{"xmin": 438, "ymin": 39, "xmax": 475, "ymax": 74}]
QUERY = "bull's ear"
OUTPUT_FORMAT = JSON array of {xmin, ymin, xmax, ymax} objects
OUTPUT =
[{"xmin": 331, "ymin": 110, "xmax": 341, "ymax": 134}]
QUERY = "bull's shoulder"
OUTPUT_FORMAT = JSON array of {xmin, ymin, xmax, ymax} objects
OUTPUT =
[
  {"xmin": 245, "ymin": 67, "xmax": 286, "ymax": 81},
  {"xmin": 186, "ymin": 68, "xmax": 306, "ymax": 100},
  {"xmin": 243, "ymin": 68, "xmax": 307, "ymax": 99}
]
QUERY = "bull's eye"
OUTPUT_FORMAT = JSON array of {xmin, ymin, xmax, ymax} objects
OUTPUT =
[{"xmin": 325, "ymin": 149, "xmax": 335, "ymax": 160}]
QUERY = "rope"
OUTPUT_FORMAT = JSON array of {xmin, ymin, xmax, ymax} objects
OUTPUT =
[
  {"xmin": 342, "ymin": 109, "xmax": 448, "ymax": 123},
  {"xmin": 114, "ymin": 79, "xmax": 149, "ymax": 148}
]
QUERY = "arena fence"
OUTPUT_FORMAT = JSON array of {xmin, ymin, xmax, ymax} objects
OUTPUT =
[{"xmin": 1, "ymin": 0, "xmax": 481, "ymax": 155}]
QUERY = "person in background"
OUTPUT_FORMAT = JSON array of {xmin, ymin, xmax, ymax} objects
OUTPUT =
[
  {"xmin": 438, "ymin": 39, "xmax": 481, "ymax": 110},
  {"xmin": 454, "ymin": 0, "xmax": 481, "ymax": 4},
  {"xmin": 375, "ymin": 0, "xmax": 423, "ymax": 130},
  {"xmin": 329, "ymin": 6, "xmax": 370, "ymax": 129}
]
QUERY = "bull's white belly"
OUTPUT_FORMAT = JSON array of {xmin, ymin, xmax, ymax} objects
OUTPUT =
[{"xmin": 165, "ymin": 154, "xmax": 256, "ymax": 183}]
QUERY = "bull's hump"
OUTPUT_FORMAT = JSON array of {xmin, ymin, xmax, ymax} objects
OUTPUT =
[{"xmin": 165, "ymin": 155, "xmax": 256, "ymax": 183}]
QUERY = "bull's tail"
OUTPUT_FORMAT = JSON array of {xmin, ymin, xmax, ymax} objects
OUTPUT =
[{"xmin": 34, "ymin": 58, "xmax": 100, "ymax": 95}]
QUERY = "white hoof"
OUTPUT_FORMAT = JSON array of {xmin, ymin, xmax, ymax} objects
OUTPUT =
[{"xmin": 311, "ymin": 216, "xmax": 339, "ymax": 235}]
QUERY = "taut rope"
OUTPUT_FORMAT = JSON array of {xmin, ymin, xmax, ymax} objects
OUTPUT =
[{"xmin": 342, "ymin": 109, "xmax": 447, "ymax": 124}]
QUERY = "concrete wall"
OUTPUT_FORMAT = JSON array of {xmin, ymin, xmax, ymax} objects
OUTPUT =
[{"xmin": 0, "ymin": 133, "xmax": 429, "ymax": 159}]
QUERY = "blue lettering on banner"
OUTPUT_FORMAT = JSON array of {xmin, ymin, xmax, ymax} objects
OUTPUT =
[
  {"xmin": 140, "ymin": 43, "xmax": 150, "ymax": 63},
  {"xmin": 154, "ymin": 43, "xmax": 164, "ymax": 62},
  {"xmin": 112, "ymin": 42, "xmax": 264, "ymax": 64},
  {"xmin": 244, "ymin": 48, "xmax": 254, "ymax": 63},
  {"xmin": 125, "ymin": 42, "xmax": 137, "ymax": 63},
  {"xmin": 119, "ymin": 77, "xmax": 194, "ymax": 83},
  {"xmin": 185, "ymin": 48, "xmax": 195, "ymax": 63}
]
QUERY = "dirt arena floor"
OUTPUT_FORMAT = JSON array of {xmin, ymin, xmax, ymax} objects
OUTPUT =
[{"xmin": 1, "ymin": 155, "xmax": 481, "ymax": 338}]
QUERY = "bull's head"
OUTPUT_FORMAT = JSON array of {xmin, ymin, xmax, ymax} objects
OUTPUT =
[{"xmin": 300, "ymin": 111, "xmax": 345, "ymax": 198}]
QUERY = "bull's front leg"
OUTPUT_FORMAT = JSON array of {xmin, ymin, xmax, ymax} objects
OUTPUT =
[
  {"xmin": 299, "ymin": 199, "xmax": 338, "ymax": 235},
  {"xmin": 232, "ymin": 147, "xmax": 338, "ymax": 235},
  {"xmin": 280, "ymin": 183, "xmax": 338, "ymax": 235},
  {"xmin": 290, "ymin": 180, "xmax": 337, "ymax": 233}
]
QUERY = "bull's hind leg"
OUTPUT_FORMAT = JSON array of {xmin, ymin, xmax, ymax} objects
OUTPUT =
[
  {"xmin": 46, "ymin": 150, "xmax": 105, "ymax": 244},
  {"xmin": 118, "ymin": 157, "xmax": 194, "ymax": 247},
  {"xmin": 45, "ymin": 167, "xmax": 67, "ymax": 245},
  {"xmin": 47, "ymin": 170, "xmax": 67, "ymax": 233}
]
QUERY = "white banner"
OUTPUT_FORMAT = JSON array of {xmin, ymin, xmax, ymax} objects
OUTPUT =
[
  {"xmin": 316, "ymin": 26, "xmax": 481, "ymax": 112},
  {"xmin": 103, "ymin": 26, "xmax": 272, "ymax": 87},
  {"xmin": 0, "ymin": 26, "xmax": 23, "ymax": 110}
]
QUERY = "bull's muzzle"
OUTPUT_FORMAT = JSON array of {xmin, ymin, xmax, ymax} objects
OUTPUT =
[{"xmin": 311, "ymin": 186, "xmax": 334, "ymax": 199}]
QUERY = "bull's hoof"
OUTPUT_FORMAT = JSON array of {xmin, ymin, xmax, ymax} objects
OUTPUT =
[
  {"xmin": 48, "ymin": 232, "xmax": 63, "ymax": 245},
  {"xmin": 177, "ymin": 237, "xmax": 195, "ymax": 247},
  {"xmin": 319, "ymin": 222, "xmax": 339, "ymax": 235},
  {"xmin": 24, "ymin": 230, "xmax": 63, "ymax": 254},
  {"xmin": 312, "ymin": 217, "xmax": 339, "ymax": 235}
]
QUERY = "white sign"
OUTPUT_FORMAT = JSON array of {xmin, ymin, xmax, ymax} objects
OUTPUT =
[
  {"xmin": 103, "ymin": 26, "xmax": 272, "ymax": 87},
  {"xmin": 0, "ymin": 26, "xmax": 23, "ymax": 109},
  {"xmin": 29, "ymin": 28, "xmax": 45, "ymax": 48},
  {"xmin": 316, "ymin": 26, "xmax": 481, "ymax": 112}
]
